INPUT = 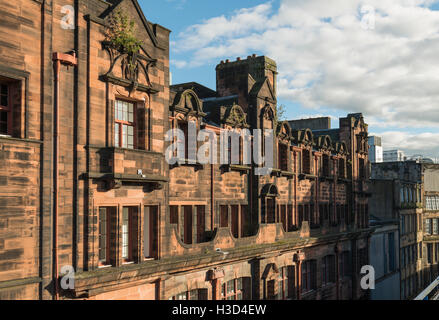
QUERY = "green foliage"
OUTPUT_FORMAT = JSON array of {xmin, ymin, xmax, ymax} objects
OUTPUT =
[
  {"xmin": 275, "ymin": 104, "xmax": 287, "ymax": 128},
  {"xmin": 106, "ymin": 10, "xmax": 142, "ymax": 57}
]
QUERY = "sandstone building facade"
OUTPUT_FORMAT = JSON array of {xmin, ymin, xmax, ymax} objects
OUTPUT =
[
  {"xmin": 0, "ymin": 0, "xmax": 371, "ymax": 300},
  {"xmin": 370, "ymin": 162, "xmax": 439, "ymax": 299}
]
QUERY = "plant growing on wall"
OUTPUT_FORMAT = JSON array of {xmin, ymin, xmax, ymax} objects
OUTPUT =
[{"xmin": 105, "ymin": 10, "xmax": 142, "ymax": 70}]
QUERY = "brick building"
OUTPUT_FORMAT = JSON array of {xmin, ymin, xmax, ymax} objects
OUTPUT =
[
  {"xmin": 0, "ymin": 0, "xmax": 371, "ymax": 300},
  {"xmin": 370, "ymin": 161, "xmax": 439, "ymax": 299}
]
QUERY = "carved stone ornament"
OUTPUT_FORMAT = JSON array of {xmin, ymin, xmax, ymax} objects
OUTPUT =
[{"xmin": 101, "ymin": 41, "xmax": 158, "ymax": 94}]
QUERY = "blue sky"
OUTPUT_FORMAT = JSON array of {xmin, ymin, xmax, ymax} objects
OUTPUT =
[{"xmin": 139, "ymin": 0, "xmax": 439, "ymax": 159}]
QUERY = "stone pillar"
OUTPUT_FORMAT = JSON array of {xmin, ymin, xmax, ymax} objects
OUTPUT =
[
  {"xmin": 294, "ymin": 251, "xmax": 305, "ymax": 300},
  {"xmin": 208, "ymin": 268, "xmax": 225, "ymax": 300}
]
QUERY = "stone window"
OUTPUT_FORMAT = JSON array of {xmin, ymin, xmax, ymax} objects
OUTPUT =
[
  {"xmin": 226, "ymin": 130, "xmax": 243, "ymax": 165},
  {"xmin": 279, "ymin": 204, "xmax": 287, "ymax": 232},
  {"xmin": 301, "ymin": 259, "xmax": 317, "ymax": 293},
  {"xmin": 240, "ymin": 205, "xmax": 249, "ymax": 237},
  {"xmin": 426, "ymin": 196, "xmax": 439, "ymax": 210},
  {"xmin": 278, "ymin": 266, "xmax": 295, "ymax": 300},
  {"xmin": 322, "ymin": 154, "xmax": 330, "ymax": 177},
  {"xmin": 231, "ymin": 205, "xmax": 239, "ymax": 238},
  {"xmin": 115, "ymin": 100, "xmax": 136, "ymax": 149},
  {"xmin": 339, "ymin": 251, "xmax": 351, "ymax": 278},
  {"xmin": 302, "ymin": 149, "xmax": 311, "ymax": 174},
  {"xmin": 144, "ymin": 206, "xmax": 159, "ymax": 260},
  {"xmin": 359, "ymin": 158, "xmax": 366, "ymax": 180},
  {"xmin": 0, "ymin": 83, "xmax": 10, "ymax": 135},
  {"xmin": 183, "ymin": 205, "xmax": 193, "ymax": 245},
  {"xmin": 338, "ymin": 158, "xmax": 346, "ymax": 178},
  {"xmin": 196, "ymin": 205, "xmax": 206, "ymax": 243},
  {"xmin": 170, "ymin": 206, "xmax": 179, "ymax": 226},
  {"xmin": 98, "ymin": 206, "xmax": 117, "ymax": 267},
  {"xmin": 278, "ymin": 143, "xmax": 288, "ymax": 171},
  {"xmin": 433, "ymin": 218, "xmax": 439, "ymax": 235},
  {"xmin": 0, "ymin": 79, "xmax": 22, "ymax": 137},
  {"xmin": 122, "ymin": 206, "xmax": 139, "ymax": 263},
  {"xmin": 220, "ymin": 205, "xmax": 229, "ymax": 228},
  {"xmin": 170, "ymin": 205, "xmax": 207, "ymax": 245},
  {"xmin": 322, "ymin": 255, "xmax": 336, "ymax": 285},
  {"xmin": 221, "ymin": 278, "xmax": 247, "ymax": 300},
  {"xmin": 425, "ymin": 219, "xmax": 432, "ymax": 235},
  {"xmin": 171, "ymin": 289, "xmax": 208, "ymax": 300},
  {"xmin": 177, "ymin": 120, "xmax": 189, "ymax": 160},
  {"xmin": 427, "ymin": 243, "xmax": 433, "ymax": 264}
]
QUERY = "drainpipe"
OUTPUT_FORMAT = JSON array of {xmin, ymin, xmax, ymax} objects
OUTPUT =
[
  {"xmin": 211, "ymin": 163, "xmax": 214, "ymax": 231},
  {"xmin": 52, "ymin": 51, "xmax": 77, "ymax": 300}
]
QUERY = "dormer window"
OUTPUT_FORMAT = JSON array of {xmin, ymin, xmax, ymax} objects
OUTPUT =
[{"xmin": 177, "ymin": 120, "xmax": 189, "ymax": 160}]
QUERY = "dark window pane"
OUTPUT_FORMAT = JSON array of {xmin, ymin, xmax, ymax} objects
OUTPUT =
[
  {"xmin": 0, "ymin": 95, "xmax": 7, "ymax": 107},
  {"xmin": 1, "ymin": 84, "xmax": 7, "ymax": 96}
]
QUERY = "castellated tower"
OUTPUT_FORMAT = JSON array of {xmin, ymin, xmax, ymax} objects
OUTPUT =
[{"xmin": 215, "ymin": 55, "xmax": 278, "ymax": 112}]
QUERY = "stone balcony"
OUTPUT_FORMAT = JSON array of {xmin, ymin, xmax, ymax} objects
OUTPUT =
[{"xmin": 87, "ymin": 146, "xmax": 168, "ymax": 191}]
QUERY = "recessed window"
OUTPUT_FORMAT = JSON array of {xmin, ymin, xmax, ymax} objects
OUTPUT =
[
  {"xmin": 278, "ymin": 143, "xmax": 288, "ymax": 171},
  {"xmin": 301, "ymin": 260, "xmax": 317, "ymax": 293},
  {"xmin": 338, "ymin": 158, "xmax": 345, "ymax": 178},
  {"xmin": 220, "ymin": 205, "xmax": 228, "ymax": 228},
  {"xmin": 0, "ymin": 84, "xmax": 9, "ymax": 135},
  {"xmin": 322, "ymin": 154, "xmax": 330, "ymax": 177},
  {"xmin": 278, "ymin": 266, "xmax": 295, "ymax": 300},
  {"xmin": 115, "ymin": 100, "xmax": 135, "ymax": 149},
  {"xmin": 302, "ymin": 149, "xmax": 311, "ymax": 174},
  {"xmin": 122, "ymin": 207, "xmax": 138, "ymax": 263},
  {"xmin": 171, "ymin": 289, "xmax": 208, "ymax": 301},
  {"xmin": 425, "ymin": 219, "xmax": 432, "ymax": 235},
  {"xmin": 221, "ymin": 278, "xmax": 249, "ymax": 300},
  {"xmin": 98, "ymin": 207, "xmax": 116, "ymax": 266},
  {"xmin": 322, "ymin": 255, "xmax": 336, "ymax": 285}
]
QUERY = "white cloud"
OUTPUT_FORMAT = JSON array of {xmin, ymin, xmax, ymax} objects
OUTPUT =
[
  {"xmin": 371, "ymin": 131, "xmax": 439, "ymax": 158},
  {"xmin": 172, "ymin": 0, "xmax": 439, "ymax": 156}
]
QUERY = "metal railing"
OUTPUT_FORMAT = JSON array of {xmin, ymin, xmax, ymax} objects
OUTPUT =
[{"xmin": 414, "ymin": 276, "xmax": 439, "ymax": 300}]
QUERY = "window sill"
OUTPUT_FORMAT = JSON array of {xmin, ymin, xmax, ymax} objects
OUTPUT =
[
  {"xmin": 144, "ymin": 257, "xmax": 156, "ymax": 262},
  {"xmin": 98, "ymin": 265, "xmax": 112, "ymax": 269},
  {"xmin": 170, "ymin": 159, "xmax": 204, "ymax": 170},
  {"xmin": 280, "ymin": 171, "xmax": 295, "ymax": 179},
  {"xmin": 298, "ymin": 173, "xmax": 317, "ymax": 181},
  {"xmin": 221, "ymin": 164, "xmax": 251, "ymax": 174},
  {"xmin": 122, "ymin": 261, "xmax": 135, "ymax": 265}
]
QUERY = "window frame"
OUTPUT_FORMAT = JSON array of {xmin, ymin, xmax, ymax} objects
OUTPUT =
[
  {"xmin": 0, "ymin": 82, "xmax": 12, "ymax": 136},
  {"xmin": 98, "ymin": 206, "xmax": 116, "ymax": 267},
  {"xmin": 221, "ymin": 278, "xmax": 244, "ymax": 300},
  {"xmin": 114, "ymin": 99, "xmax": 137, "ymax": 149}
]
